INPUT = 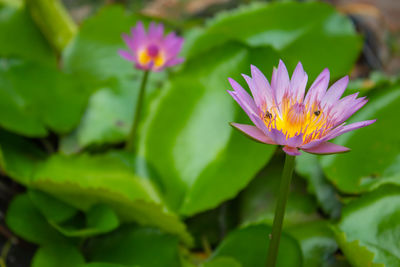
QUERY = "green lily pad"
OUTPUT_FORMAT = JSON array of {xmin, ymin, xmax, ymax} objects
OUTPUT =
[
  {"xmin": 321, "ymin": 86, "xmax": 400, "ymax": 193},
  {"xmin": 335, "ymin": 185, "xmax": 400, "ymax": 266},
  {"xmin": 87, "ymin": 226, "xmax": 181, "ymax": 267}
]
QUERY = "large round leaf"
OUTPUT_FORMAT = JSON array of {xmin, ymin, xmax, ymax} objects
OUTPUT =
[
  {"xmin": 335, "ymin": 185, "xmax": 400, "ymax": 266},
  {"xmin": 0, "ymin": 59, "xmax": 92, "ymax": 137},
  {"xmin": 140, "ymin": 43, "xmax": 278, "ymax": 215},
  {"xmin": 184, "ymin": 2, "xmax": 361, "ymax": 80},
  {"xmin": 0, "ymin": 6, "xmax": 55, "ymax": 65},
  {"xmin": 87, "ymin": 226, "xmax": 181, "ymax": 267},
  {"xmin": 321, "ymin": 86, "xmax": 400, "ymax": 193},
  {"xmin": 29, "ymin": 151, "xmax": 192, "ymax": 245},
  {"xmin": 0, "ymin": 133, "xmax": 192, "ymax": 245},
  {"xmin": 287, "ymin": 221, "xmax": 345, "ymax": 267},
  {"xmin": 62, "ymin": 6, "xmax": 138, "ymax": 81}
]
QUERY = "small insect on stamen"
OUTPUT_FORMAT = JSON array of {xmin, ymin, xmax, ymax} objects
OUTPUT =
[
  {"xmin": 264, "ymin": 111, "xmax": 272, "ymax": 120},
  {"xmin": 314, "ymin": 110, "xmax": 321, "ymax": 116}
]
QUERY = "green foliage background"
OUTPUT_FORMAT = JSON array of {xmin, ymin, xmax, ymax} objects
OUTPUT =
[{"xmin": 0, "ymin": 0, "xmax": 399, "ymax": 266}]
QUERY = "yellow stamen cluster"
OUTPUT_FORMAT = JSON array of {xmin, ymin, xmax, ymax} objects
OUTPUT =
[
  {"xmin": 138, "ymin": 49, "xmax": 165, "ymax": 68},
  {"xmin": 262, "ymin": 96, "xmax": 329, "ymax": 143}
]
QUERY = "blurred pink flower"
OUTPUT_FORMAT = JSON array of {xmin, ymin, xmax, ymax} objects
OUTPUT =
[
  {"xmin": 119, "ymin": 21, "xmax": 184, "ymax": 71},
  {"xmin": 228, "ymin": 60, "xmax": 376, "ymax": 156}
]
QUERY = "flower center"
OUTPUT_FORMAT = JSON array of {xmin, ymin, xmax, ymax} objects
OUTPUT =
[
  {"xmin": 147, "ymin": 44, "xmax": 159, "ymax": 57},
  {"xmin": 286, "ymin": 102, "xmax": 306, "ymax": 126},
  {"xmin": 262, "ymin": 99, "xmax": 329, "ymax": 143},
  {"xmin": 138, "ymin": 44, "xmax": 165, "ymax": 68}
]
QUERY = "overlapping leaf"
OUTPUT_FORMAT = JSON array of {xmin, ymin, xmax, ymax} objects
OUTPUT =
[
  {"xmin": 0, "ymin": 58, "xmax": 92, "ymax": 137},
  {"xmin": 140, "ymin": 1, "xmax": 361, "ymax": 216},
  {"xmin": 0, "ymin": 6, "xmax": 56, "ymax": 65},
  {"xmin": 140, "ymin": 43, "xmax": 277, "ymax": 215},
  {"xmin": 86, "ymin": 226, "xmax": 181, "ymax": 267},
  {"xmin": 184, "ymin": 1, "xmax": 361, "ymax": 80},
  {"xmin": 321, "ymin": 86, "xmax": 400, "ymax": 193},
  {"xmin": 335, "ymin": 185, "xmax": 400, "ymax": 266},
  {"xmin": 0, "ymin": 134, "xmax": 192, "ymax": 244}
]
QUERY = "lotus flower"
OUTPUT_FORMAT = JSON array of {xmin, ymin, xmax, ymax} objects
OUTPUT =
[
  {"xmin": 119, "ymin": 21, "xmax": 184, "ymax": 71},
  {"xmin": 228, "ymin": 60, "xmax": 376, "ymax": 156}
]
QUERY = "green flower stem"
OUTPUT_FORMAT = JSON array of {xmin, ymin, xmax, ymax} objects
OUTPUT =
[
  {"xmin": 266, "ymin": 154, "xmax": 295, "ymax": 267},
  {"xmin": 125, "ymin": 70, "xmax": 150, "ymax": 151}
]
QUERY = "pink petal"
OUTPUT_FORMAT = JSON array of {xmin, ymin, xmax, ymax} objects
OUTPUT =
[
  {"xmin": 118, "ymin": 50, "xmax": 135, "ymax": 61},
  {"xmin": 242, "ymin": 74, "xmax": 261, "ymax": 107},
  {"xmin": 250, "ymin": 65, "xmax": 275, "ymax": 108},
  {"xmin": 269, "ymin": 129, "xmax": 287, "ymax": 145},
  {"xmin": 321, "ymin": 76, "xmax": 349, "ymax": 108},
  {"xmin": 269, "ymin": 129, "xmax": 303, "ymax": 147},
  {"xmin": 228, "ymin": 78, "xmax": 257, "ymax": 114},
  {"xmin": 148, "ymin": 22, "xmax": 164, "ymax": 41},
  {"xmin": 230, "ymin": 123, "xmax": 276, "ymax": 145},
  {"xmin": 332, "ymin": 97, "xmax": 368, "ymax": 126},
  {"xmin": 290, "ymin": 62, "xmax": 308, "ymax": 102},
  {"xmin": 164, "ymin": 36, "xmax": 184, "ymax": 60},
  {"xmin": 325, "ymin": 120, "xmax": 376, "ymax": 140},
  {"xmin": 283, "ymin": 146, "xmax": 301, "ymax": 156},
  {"xmin": 227, "ymin": 90, "xmax": 257, "ymax": 121},
  {"xmin": 304, "ymin": 68, "xmax": 330, "ymax": 105},
  {"xmin": 274, "ymin": 60, "xmax": 291, "ymax": 106},
  {"xmin": 131, "ymin": 21, "xmax": 146, "ymax": 49},
  {"xmin": 286, "ymin": 133, "xmax": 304, "ymax": 148},
  {"xmin": 302, "ymin": 142, "xmax": 350, "ymax": 155}
]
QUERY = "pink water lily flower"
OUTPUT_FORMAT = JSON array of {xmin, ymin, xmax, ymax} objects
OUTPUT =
[
  {"xmin": 228, "ymin": 60, "xmax": 376, "ymax": 156},
  {"xmin": 119, "ymin": 21, "xmax": 184, "ymax": 71}
]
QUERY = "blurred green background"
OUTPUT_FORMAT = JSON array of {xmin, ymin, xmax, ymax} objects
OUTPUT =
[{"xmin": 0, "ymin": 0, "xmax": 399, "ymax": 266}]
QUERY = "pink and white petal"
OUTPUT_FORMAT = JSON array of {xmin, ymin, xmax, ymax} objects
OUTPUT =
[
  {"xmin": 230, "ymin": 123, "xmax": 276, "ymax": 145},
  {"xmin": 269, "ymin": 129, "xmax": 288, "ymax": 146},
  {"xmin": 164, "ymin": 37, "xmax": 184, "ymax": 60},
  {"xmin": 228, "ymin": 91, "xmax": 258, "ymax": 121},
  {"xmin": 283, "ymin": 146, "xmax": 302, "ymax": 156},
  {"xmin": 274, "ymin": 60, "xmax": 291, "ymax": 106},
  {"xmin": 321, "ymin": 76, "xmax": 349, "ymax": 108},
  {"xmin": 250, "ymin": 65, "xmax": 275, "ymax": 108},
  {"xmin": 164, "ymin": 32, "xmax": 177, "ymax": 44},
  {"xmin": 333, "ymin": 98, "xmax": 368, "ymax": 126},
  {"xmin": 304, "ymin": 68, "xmax": 330, "ymax": 105},
  {"xmin": 249, "ymin": 114, "xmax": 272, "ymax": 136},
  {"xmin": 118, "ymin": 50, "xmax": 135, "ymax": 61},
  {"xmin": 242, "ymin": 74, "xmax": 263, "ymax": 108},
  {"xmin": 228, "ymin": 78, "xmax": 257, "ymax": 112},
  {"xmin": 286, "ymin": 133, "xmax": 304, "ymax": 148},
  {"xmin": 148, "ymin": 22, "xmax": 163, "ymax": 41},
  {"xmin": 131, "ymin": 22, "xmax": 147, "ymax": 49},
  {"xmin": 302, "ymin": 142, "xmax": 350, "ymax": 155},
  {"xmin": 324, "ymin": 120, "xmax": 376, "ymax": 140},
  {"xmin": 290, "ymin": 62, "xmax": 308, "ymax": 102}
]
